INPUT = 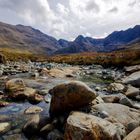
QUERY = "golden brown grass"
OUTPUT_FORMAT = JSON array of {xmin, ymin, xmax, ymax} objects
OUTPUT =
[
  {"xmin": 0, "ymin": 48, "xmax": 46, "ymax": 62},
  {"xmin": 47, "ymin": 49, "xmax": 140, "ymax": 67}
]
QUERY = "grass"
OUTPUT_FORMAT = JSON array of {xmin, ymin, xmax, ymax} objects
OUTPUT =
[
  {"xmin": 47, "ymin": 49, "xmax": 140, "ymax": 67},
  {"xmin": 0, "ymin": 48, "xmax": 46, "ymax": 62}
]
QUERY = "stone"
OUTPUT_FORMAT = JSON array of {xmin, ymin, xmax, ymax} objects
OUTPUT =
[
  {"xmin": 92, "ymin": 96, "xmax": 104, "ymax": 105},
  {"xmin": 24, "ymin": 106, "xmax": 43, "ymax": 114},
  {"xmin": 27, "ymin": 91, "xmax": 43, "ymax": 104},
  {"xmin": 49, "ymin": 81, "xmax": 96, "ymax": 116},
  {"xmin": 0, "ymin": 70, "xmax": 3, "ymax": 76},
  {"xmin": 124, "ymin": 65, "xmax": 140, "ymax": 73},
  {"xmin": 0, "ymin": 122, "xmax": 11, "ymax": 134},
  {"xmin": 64, "ymin": 111, "xmax": 126, "ymax": 140},
  {"xmin": 5, "ymin": 78, "xmax": 25, "ymax": 93},
  {"xmin": 0, "ymin": 101, "xmax": 10, "ymax": 107},
  {"xmin": 40, "ymin": 67, "xmax": 79, "ymax": 78},
  {"xmin": 40, "ymin": 123, "xmax": 54, "ymax": 134},
  {"xmin": 95, "ymin": 86, "xmax": 101, "ymax": 91},
  {"xmin": 2, "ymin": 134, "xmax": 22, "ymax": 140},
  {"xmin": 47, "ymin": 129, "xmax": 64, "ymax": 140},
  {"xmin": 125, "ymin": 85, "xmax": 139, "ymax": 97},
  {"xmin": 102, "ymin": 95, "xmax": 120, "ymax": 103},
  {"xmin": 8, "ymin": 86, "xmax": 43, "ymax": 104},
  {"xmin": 122, "ymin": 71, "xmax": 140, "ymax": 87},
  {"xmin": 23, "ymin": 115, "xmax": 51, "ymax": 137},
  {"xmin": 123, "ymin": 126, "xmax": 140, "ymax": 140},
  {"xmin": 119, "ymin": 96, "xmax": 134, "ymax": 107},
  {"xmin": 92, "ymin": 103, "xmax": 140, "ymax": 133},
  {"xmin": 108, "ymin": 83, "xmax": 125, "ymax": 92},
  {"xmin": 23, "ymin": 115, "xmax": 40, "ymax": 136},
  {"xmin": 0, "ymin": 54, "xmax": 6, "ymax": 64}
]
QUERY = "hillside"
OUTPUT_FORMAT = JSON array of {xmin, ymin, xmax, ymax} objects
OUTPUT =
[
  {"xmin": 0, "ymin": 22, "xmax": 61, "ymax": 55},
  {"xmin": 0, "ymin": 21, "xmax": 140, "ymax": 56}
]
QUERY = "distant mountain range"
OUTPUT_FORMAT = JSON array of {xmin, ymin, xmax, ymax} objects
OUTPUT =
[{"xmin": 0, "ymin": 21, "xmax": 140, "ymax": 55}]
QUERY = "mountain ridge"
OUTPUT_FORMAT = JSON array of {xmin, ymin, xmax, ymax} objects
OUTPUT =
[{"xmin": 0, "ymin": 21, "xmax": 140, "ymax": 55}]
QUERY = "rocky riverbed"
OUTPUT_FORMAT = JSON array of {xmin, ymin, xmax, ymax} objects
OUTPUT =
[{"xmin": 0, "ymin": 61, "xmax": 140, "ymax": 140}]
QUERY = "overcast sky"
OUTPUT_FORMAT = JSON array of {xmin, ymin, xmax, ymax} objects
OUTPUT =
[{"xmin": 0, "ymin": 0, "xmax": 140, "ymax": 40}]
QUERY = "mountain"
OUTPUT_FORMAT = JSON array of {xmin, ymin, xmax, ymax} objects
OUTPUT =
[
  {"xmin": 55, "ymin": 25, "xmax": 140, "ymax": 54},
  {"xmin": 0, "ymin": 22, "xmax": 61, "ymax": 55},
  {"xmin": 0, "ymin": 21, "xmax": 140, "ymax": 55}
]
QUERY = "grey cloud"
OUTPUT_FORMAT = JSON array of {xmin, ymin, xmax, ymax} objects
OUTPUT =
[
  {"xmin": 0, "ymin": 0, "xmax": 140, "ymax": 40},
  {"xmin": 128, "ymin": 0, "xmax": 137, "ymax": 7},
  {"xmin": 108, "ymin": 7, "xmax": 118, "ymax": 13},
  {"xmin": 86, "ymin": 0, "xmax": 100, "ymax": 13}
]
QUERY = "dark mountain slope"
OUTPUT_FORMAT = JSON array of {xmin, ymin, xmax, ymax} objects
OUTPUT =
[{"xmin": 0, "ymin": 22, "xmax": 61, "ymax": 54}]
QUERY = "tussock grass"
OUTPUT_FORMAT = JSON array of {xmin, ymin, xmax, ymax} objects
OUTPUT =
[{"xmin": 47, "ymin": 49, "xmax": 140, "ymax": 67}]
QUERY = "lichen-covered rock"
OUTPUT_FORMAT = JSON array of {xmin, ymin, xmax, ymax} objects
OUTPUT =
[
  {"xmin": 92, "ymin": 103, "xmax": 140, "ymax": 133},
  {"xmin": 49, "ymin": 81, "xmax": 96, "ymax": 116},
  {"xmin": 64, "ymin": 111, "xmax": 126, "ymax": 140}
]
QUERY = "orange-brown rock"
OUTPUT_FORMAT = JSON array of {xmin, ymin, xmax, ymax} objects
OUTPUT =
[
  {"xmin": 64, "ymin": 111, "xmax": 126, "ymax": 140},
  {"xmin": 49, "ymin": 81, "xmax": 96, "ymax": 116}
]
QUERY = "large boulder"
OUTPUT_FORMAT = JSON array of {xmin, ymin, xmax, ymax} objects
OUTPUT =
[
  {"xmin": 122, "ymin": 71, "xmax": 140, "ymax": 87},
  {"xmin": 92, "ymin": 103, "xmax": 140, "ymax": 133},
  {"xmin": 64, "ymin": 111, "xmax": 126, "ymax": 140},
  {"xmin": 49, "ymin": 81, "xmax": 96, "ymax": 116},
  {"xmin": 123, "ymin": 126, "xmax": 140, "ymax": 140}
]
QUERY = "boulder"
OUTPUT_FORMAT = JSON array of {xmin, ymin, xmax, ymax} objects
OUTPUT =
[
  {"xmin": 123, "ymin": 126, "xmax": 140, "ymax": 140},
  {"xmin": 122, "ymin": 71, "xmax": 140, "ymax": 87},
  {"xmin": 125, "ymin": 85, "xmax": 139, "ymax": 97},
  {"xmin": 64, "ymin": 111, "xmax": 126, "ymax": 140},
  {"xmin": 5, "ymin": 78, "xmax": 43, "ymax": 103},
  {"xmin": 24, "ymin": 106, "xmax": 43, "ymax": 114},
  {"xmin": 108, "ymin": 83, "xmax": 125, "ymax": 92},
  {"xmin": 5, "ymin": 78, "xmax": 25, "ymax": 93},
  {"xmin": 0, "ymin": 122, "xmax": 11, "ymax": 134},
  {"xmin": 124, "ymin": 65, "xmax": 140, "ymax": 73},
  {"xmin": 49, "ymin": 81, "xmax": 96, "ymax": 116},
  {"xmin": 92, "ymin": 103, "xmax": 140, "ymax": 133}
]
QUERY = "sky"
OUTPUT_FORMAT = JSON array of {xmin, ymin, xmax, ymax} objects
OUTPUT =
[{"xmin": 0, "ymin": 0, "xmax": 140, "ymax": 40}]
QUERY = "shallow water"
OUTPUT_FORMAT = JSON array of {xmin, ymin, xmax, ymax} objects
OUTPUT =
[{"xmin": 0, "ymin": 71, "xmax": 113, "ymax": 139}]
